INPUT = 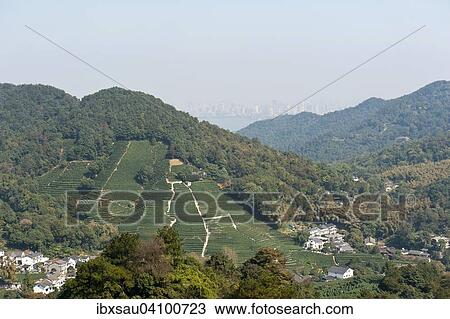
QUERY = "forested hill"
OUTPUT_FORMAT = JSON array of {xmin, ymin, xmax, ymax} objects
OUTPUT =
[
  {"xmin": 351, "ymin": 132, "xmax": 450, "ymax": 210},
  {"xmin": 0, "ymin": 83, "xmax": 79, "ymax": 176},
  {"xmin": 352, "ymin": 131, "xmax": 450, "ymax": 174},
  {"xmin": 0, "ymin": 83, "xmax": 358, "ymax": 199},
  {"xmin": 239, "ymin": 81, "xmax": 450, "ymax": 162},
  {"xmin": 0, "ymin": 83, "xmax": 357, "ymax": 253}
]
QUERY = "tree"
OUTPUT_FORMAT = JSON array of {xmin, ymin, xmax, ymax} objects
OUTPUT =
[
  {"xmin": 0, "ymin": 260, "xmax": 17, "ymax": 281},
  {"xmin": 296, "ymin": 230, "xmax": 310, "ymax": 246},
  {"xmin": 236, "ymin": 248, "xmax": 316, "ymax": 298},
  {"xmin": 163, "ymin": 263, "xmax": 218, "ymax": 298},
  {"xmin": 442, "ymin": 250, "xmax": 450, "ymax": 271},
  {"xmin": 322, "ymin": 243, "xmax": 332, "ymax": 254},
  {"xmin": 103, "ymin": 233, "xmax": 139, "ymax": 266},
  {"xmin": 157, "ymin": 226, "xmax": 183, "ymax": 259},
  {"xmin": 79, "ymin": 176, "xmax": 95, "ymax": 190},
  {"xmin": 242, "ymin": 248, "xmax": 287, "ymax": 271},
  {"xmin": 85, "ymin": 160, "xmax": 104, "ymax": 178},
  {"xmin": 59, "ymin": 257, "xmax": 133, "ymax": 298},
  {"xmin": 206, "ymin": 251, "xmax": 236, "ymax": 276},
  {"xmin": 135, "ymin": 165, "xmax": 155, "ymax": 186},
  {"xmin": 21, "ymin": 272, "xmax": 34, "ymax": 295},
  {"xmin": 130, "ymin": 238, "xmax": 172, "ymax": 278},
  {"xmin": 205, "ymin": 251, "xmax": 239, "ymax": 298},
  {"xmin": 379, "ymin": 262, "xmax": 450, "ymax": 298},
  {"xmin": 345, "ymin": 227, "xmax": 364, "ymax": 249}
]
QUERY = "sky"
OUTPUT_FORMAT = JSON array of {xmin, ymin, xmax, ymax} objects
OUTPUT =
[{"xmin": 1, "ymin": 0, "xmax": 450, "ymax": 115}]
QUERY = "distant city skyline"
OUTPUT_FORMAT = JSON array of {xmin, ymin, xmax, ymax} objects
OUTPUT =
[
  {"xmin": 180, "ymin": 99, "xmax": 327, "ymax": 118},
  {"xmin": 182, "ymin": 99, "xmax": 343, "ymax": 131}
]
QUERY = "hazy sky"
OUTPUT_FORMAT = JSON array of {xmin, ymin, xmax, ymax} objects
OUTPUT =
[{"xmin": 1, "ymin": 0, "xmax": 449, "ymax": 114}]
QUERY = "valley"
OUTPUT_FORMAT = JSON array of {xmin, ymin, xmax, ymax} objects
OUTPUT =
[{"xmin": 0, "ymin": 82, "xmax": 448, "ymax": 299}]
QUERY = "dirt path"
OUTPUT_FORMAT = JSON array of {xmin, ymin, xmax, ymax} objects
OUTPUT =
[
  {"xmin": 101, "ymin": 141, "xmax": 131, "ymax": 191},
  {"xmin": 165, "ymin": 178, "xmax": 182, "ymax": 227},
  {"xmin": 183, "ymin": 182, "xmax": 210, "ymax": 257},
  {"xmin": 333, "ymin": 255, "xmax": 339, "ymax": 266},
  {"xmin": 228, "ymin": 213, "xmax": 238, "ymax": 230}
]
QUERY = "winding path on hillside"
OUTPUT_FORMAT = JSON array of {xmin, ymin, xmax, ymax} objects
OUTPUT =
[
  {"xmin": 101, "ymin": 141, "xmax": 131, "ymax": 191},
  {"xmin": 165, "ymin": 160, "xmax": 238, "ymax": 257},
  {"xmin": 228, "ymin": 213, "xmax": 238, "ymax": 230},
  {"xmin": 333, "ymin": 255, "xmax": 339, "ymax": 266},
  {"xmin": 165, "ymin": 178, "xmax": 182, "ymax": 227},
  {"xmin": 183, "ymin": 182, "xmax": 210, "ymax": 257}
]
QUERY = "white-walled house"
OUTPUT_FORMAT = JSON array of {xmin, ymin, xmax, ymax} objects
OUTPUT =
[
  {"xmin": 336, "ymin": 242, "xmax": 355, "ymax": 253},
  {"xmin": 401, "ymin": 249, "xmax": 431, "ymax": 262},
  {"xmin": 5, "ymin": 250, "xmax": 48, "ymax": 272},
  {"xmin": 18, "ymin": 255, "xmax": 34, "ymax": 268},
  {"xmin": 431, "ymin": 236, "xmax": 450, "ymax": 249},
  {"xmin": 46, "ymin": 259, "xmax": 70, "ymax": 275},
  {"xmin": 305, "ymin": 238, "xmax": 324, "ymax": 251},
  {"xmin": 327, "ymin": 266, "xmax": 354, "ymax": 279},
  {"xmin": 33, "ymin": 279, "xmax": 55, "ymax": 295},
  {"xmin": 78, "ymin": 256, "xmax": 91, "ymax": 263},
  {"xmin": 1, "ymin": 249, "xmax": 94, "ymax": 294},
  {"xmin": 364, "ymin": 237, "xmax": 377, "ymax": 246},
  {"xmin": 47, "ymin": 272, "xmax": 67, "ymax": 289},
  {"xmin": 28, "ymin": 252, "xmax": 49, "ymax": 264},
  {"xmin": 309, "ymin": 224, "xmax": 337, "ymax": 237},
  {"xmin": 7, "ymin": 250, "xmax": 25, "ymax": 262},
  {"xmin": 65, "ymin": 256, "xmax": 78, "ymax": 269}
]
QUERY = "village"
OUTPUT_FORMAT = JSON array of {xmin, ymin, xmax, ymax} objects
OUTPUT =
[
  {"xmin": 299, "ymin": 222, "xmax": 450, "ymax": 282},
  {"xmin": 303, "ymin": 223, "xmax": 355, "ymax": 253},
  {"xmin": 0, "ymin": 249, "xmax": 97, "ymax": 295},
  {"xmin": 302, "ymin": 222, "xmax": 448, "ymax": 260}
]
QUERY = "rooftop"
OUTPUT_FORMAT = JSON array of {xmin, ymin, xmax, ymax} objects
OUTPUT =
[{"xmin": 328, "ymin": 266, "xmax": 352, "ymax": 275}]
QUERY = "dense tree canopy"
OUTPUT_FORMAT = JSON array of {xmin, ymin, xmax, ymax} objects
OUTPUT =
[{"xmin": 60, "ymin": 231, "xmax": 318, "ymax": 299}]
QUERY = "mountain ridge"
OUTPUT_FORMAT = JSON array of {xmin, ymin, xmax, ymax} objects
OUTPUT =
[{"xmin": 239, "ymin": 80, "xmax": 450, "ymax": 162}]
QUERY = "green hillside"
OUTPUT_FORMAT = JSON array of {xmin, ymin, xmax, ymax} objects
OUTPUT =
[
  {"xmin": 1, "ymin": 82, "xmax": 450, "ymax": 299},
  {"xmin": 239, "ymin": 81, "xmax": 450, "ymax": 162},
  {"xmin": 0, "ymin": 83, "xmax": 358, "ymax": 257},
  {"xmin": 1, "ymin": 82, "xmax": 448, "ymax": 269},
  {"xmin": 352, "ymin": 132, "xmax": 450, "ymax": 210},
  {"xmin": 352, "ymin": 132, "xmax": 450, "ymax": 173}
]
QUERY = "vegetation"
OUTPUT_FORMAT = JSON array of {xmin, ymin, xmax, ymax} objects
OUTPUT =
[
  {"xmin": 1, "ymin": 82, "xmax": 449, "ymax": 299},
  {"xmin": 0, "ymin": 174, "xmax": 117, "ymax": 253},
  {"xmin": 378, "ymin": 262, "xmax": 450, "ymax": 298},
  {"xmin": 105, "ymin": 141, "xmax": 167, "ymax": 190},
  {"xmin": 0, "ymin": 83, "xmax": 363, "ymax": 253},
  {"xmin": 239, "ymin": 81, "xmax": 450, "ymax": 162},
  {"xmin": 352, "ymin": 132, "xmax": 450, "ymax": 173},
  {"xmin": 59, "ymin": 229, "xmax": 316, "ymax": 298},
  {"xmin": 59, "ymin": 230, "xmax": 450, "ymax": 299}
]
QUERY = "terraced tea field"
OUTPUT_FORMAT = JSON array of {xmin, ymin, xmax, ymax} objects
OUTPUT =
[
  {"xmin": 38, "ymin": 141, "xmax": 168, "ymax": 194},
  {"xmin": 205, "ymin": 213, "xmax": 335, "ymax": 268},
  {"xmin": 93, "ymin": 141, "xmax": 129, "ymax": 188},
  {"xmin": 104, "ymin": 141, "xmax": 168, "ymax": 191},
  {"xmin": 166, "ymin": 182, "xmax": 336, "ymax": 268},
  {"xmin": 37, "ymin": 140, "xmax": 384, "ymax": 270},
  {"xmin": 39, "ymin": 161, "xmax": 91, "ymax": 197}
]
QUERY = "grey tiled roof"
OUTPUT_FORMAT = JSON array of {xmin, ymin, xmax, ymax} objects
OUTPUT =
[{"xmin": 328, "ymin": 266, "xmax": 351, "ymax": 275}]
